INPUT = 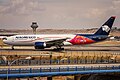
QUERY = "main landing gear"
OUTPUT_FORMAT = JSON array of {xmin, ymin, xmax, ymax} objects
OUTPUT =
[{"xmin": 54, "ymin": 45, "xmax": 64, "ymax": 51}]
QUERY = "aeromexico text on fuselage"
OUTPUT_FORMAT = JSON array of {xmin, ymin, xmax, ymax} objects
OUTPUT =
[{"xmin": 3, "ymin": 16, "xmax": 116, "ymax": 49}]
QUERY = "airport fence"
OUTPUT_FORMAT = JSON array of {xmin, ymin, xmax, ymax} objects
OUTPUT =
[
  {"xmin": 0, "ymin": 51, "xmax": 119, "ymax": 66},
  {"xmin": 0, "ymin": 56, "xmax": 118, "ymax": 66}
]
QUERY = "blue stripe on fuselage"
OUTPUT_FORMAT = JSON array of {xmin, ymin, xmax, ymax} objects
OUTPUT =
[{"xmin": 76, "ymin": 34, "xmax": 108, "ymax": 42}]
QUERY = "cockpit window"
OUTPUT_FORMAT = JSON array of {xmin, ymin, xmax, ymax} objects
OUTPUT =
[{"xmin": 3, "ymin": 38, "xmax": 7, "ymax": 40}]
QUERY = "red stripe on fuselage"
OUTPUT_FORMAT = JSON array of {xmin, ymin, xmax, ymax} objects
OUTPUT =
[{"xmin": 69, "ymin": 35, "xmax": 95, "ymax": 45}]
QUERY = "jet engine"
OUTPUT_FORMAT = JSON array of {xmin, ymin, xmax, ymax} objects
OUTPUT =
[{"xmin": 34, "ymin": 42, "xmax": 46, "ymax": 49}]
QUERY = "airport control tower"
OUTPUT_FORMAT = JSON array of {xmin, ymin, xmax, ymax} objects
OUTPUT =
[{"xmin": 31, "ymin": 22, "xmax": 38, "ymax": 34}]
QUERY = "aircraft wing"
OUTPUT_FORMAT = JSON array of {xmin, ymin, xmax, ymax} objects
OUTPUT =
[{"xmin": 45, "ymin": 38, "xmax": 69, "ymax": 46}]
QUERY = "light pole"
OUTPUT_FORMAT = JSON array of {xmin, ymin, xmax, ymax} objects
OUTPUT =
[{"xmin": 7, "ymin": 56, "xmax": 32, "ymax": 80}]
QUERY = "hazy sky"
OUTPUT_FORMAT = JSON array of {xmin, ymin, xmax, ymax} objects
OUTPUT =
[{"xmin": 0, "ymin": 0, "xmax": 120, "ymax": 29}]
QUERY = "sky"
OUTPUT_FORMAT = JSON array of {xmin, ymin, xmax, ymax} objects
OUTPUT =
[{"xmin": 0, "ymin": 0, "xmax": 120, "ymax": 29}]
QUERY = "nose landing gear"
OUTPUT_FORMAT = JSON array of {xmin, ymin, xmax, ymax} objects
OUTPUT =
[{"xmin": 12, "ymin": 46, "xmax": 14, "ymax": 50}]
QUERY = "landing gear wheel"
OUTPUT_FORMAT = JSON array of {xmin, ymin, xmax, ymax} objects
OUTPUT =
[
  {"xmin": 12, "ymin": 46, "xmax": 14, "ymax": 50},
  {"xmin": 61, "ymin": 48, "xmax": 64, "ymax": 50},
  {"xmin": 54, "ymin": 47, "xmax": 64, "ymax": 51}
]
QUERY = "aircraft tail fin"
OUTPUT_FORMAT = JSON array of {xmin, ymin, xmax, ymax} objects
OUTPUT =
[{"xmin": 94, "ymin": 16, "xmax": 116, "ymax": 35}]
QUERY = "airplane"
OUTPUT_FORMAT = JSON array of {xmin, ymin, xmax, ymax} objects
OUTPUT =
[{"xmin": 3, "ymin": 16, "xmax": 116, "ymax": 50}]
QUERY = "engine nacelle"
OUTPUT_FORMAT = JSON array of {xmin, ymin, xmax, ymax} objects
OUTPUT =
[{"xmin": 34, "ymin": 42, "xmax": 46, "ymax": 49}]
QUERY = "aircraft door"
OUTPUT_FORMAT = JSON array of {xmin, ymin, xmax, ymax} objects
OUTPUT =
[{"xmin": 11, "ymin": 36, "xmax": 15, "ymax": 42}]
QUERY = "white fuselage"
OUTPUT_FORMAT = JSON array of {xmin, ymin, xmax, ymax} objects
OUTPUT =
[{"xmin": 3, "ymin": 34, "xmax": 76, "ymax": 46}]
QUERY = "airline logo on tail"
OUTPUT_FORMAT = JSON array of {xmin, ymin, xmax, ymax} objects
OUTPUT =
[{"xmin": 102, "ymin": 25, "xmax": 110, "ymax": 32}]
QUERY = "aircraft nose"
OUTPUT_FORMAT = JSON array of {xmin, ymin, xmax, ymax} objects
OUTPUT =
[{"xmin": 3, "ymin": 38, "xmax": 9, "ymax": 44}]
